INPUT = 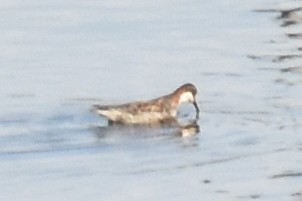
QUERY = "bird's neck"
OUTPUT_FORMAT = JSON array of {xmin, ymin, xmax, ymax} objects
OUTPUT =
[{"xmin": 170, "ymin": 92, "xmax": 182, "ymax": 107}]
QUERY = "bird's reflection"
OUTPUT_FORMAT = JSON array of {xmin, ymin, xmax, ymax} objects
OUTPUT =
[
  {"xmin": 91, "ymin": 118, "xmax": 200, "ymax": 140},
  {"xmin": 177, "ymin": 120, "xmax": 200, "ymax": 137}
]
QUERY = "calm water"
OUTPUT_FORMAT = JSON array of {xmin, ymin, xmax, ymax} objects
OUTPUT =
[{"xmin": 1, "ymin": 0, "xmax": 302, "ymax": 200}]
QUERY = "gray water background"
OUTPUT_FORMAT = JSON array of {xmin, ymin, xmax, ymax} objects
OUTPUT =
[{"xmin": 0, "ymin": 0, "xmax": 302, "ymax": 200}]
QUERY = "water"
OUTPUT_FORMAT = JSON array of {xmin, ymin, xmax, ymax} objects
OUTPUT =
[{"xmin": 1, "ymin": 0, "xmax": 302, "ymax": 200}]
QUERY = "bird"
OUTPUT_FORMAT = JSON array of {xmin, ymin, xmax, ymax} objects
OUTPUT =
[{"xmin": 92, "ymin": 83, "xmax": 199, "ymax": 125}]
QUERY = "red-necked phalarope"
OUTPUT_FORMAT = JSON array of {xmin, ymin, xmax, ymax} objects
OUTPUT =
[{"xmin": 92, "ymin": 83, "xmax": 199, "ymax": 125}]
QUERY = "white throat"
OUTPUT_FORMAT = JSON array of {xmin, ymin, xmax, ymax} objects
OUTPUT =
[{"xmin": 178, "ymin": 92, "xmax": 194, "ymax": 104}]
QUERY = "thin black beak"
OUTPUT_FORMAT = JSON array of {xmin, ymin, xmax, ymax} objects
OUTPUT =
[{"xmin": 193, "ymin": 101, "xmax": 200, "ymax": 119}]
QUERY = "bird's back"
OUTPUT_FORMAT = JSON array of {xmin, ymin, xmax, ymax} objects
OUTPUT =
[{"xmin": 92, "ymin": 95, "xmax": 176, "ymax": 124}]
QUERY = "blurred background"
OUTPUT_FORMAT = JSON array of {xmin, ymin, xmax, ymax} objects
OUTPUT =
[{"xmin": 0, "ymin": 0, "xmax": 301, "ymax": 200}]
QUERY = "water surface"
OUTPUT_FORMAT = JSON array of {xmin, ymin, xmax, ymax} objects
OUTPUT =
[{"xmin": 0, "ymin": 0, "xmax": 302, "ymax": 200}]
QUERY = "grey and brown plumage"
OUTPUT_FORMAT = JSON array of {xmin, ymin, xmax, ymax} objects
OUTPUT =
[{"xmin": 92, "ymin": 83, "xmax": 199, "ymax": 125}]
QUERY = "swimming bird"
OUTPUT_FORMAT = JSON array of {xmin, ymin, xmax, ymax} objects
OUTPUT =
[{"xmin": 92, "ymin": 83, "xmax": 199, "ymax": 125}]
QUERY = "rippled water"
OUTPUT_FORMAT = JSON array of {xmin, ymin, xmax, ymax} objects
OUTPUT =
[{"xmin": 1, "ymin": 0, "xmax": 302, "ymax": 200}]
